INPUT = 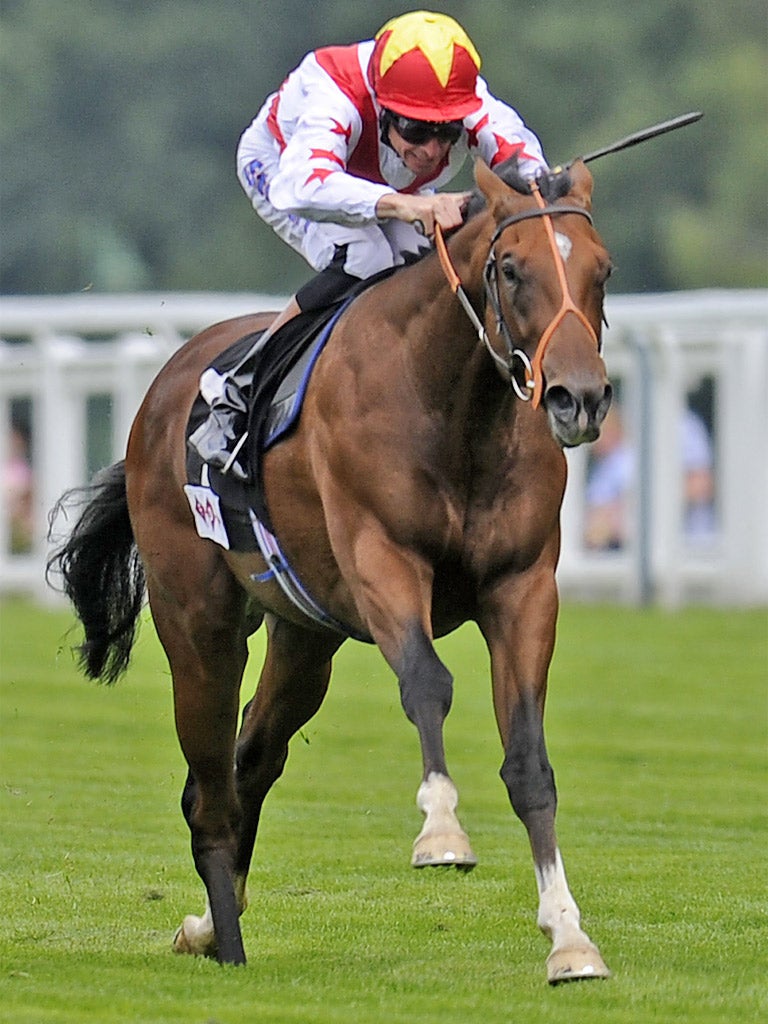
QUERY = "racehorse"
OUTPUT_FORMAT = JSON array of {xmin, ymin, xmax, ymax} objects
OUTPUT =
[{"xmin": 49, "ymin": 156, "xmax": 614, "ymax": 983}]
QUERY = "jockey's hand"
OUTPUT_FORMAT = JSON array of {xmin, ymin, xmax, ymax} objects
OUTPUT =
[{"xmin": 375, "ymin": 191, "xmax": 472, "ymax": 238}]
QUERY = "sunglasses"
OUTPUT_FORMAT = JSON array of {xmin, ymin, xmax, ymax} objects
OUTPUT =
[{"xmin": 387, "ymin": 113, "xmax": 464, "ymax": 146}]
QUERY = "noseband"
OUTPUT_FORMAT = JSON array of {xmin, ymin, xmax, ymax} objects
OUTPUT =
[{"xmin": 435, "ymin": 181, "xmax": 599, "ymax": 407}]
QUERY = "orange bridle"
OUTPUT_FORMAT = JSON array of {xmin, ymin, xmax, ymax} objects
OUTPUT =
[
  {"xmin": 435, "ymin": 183, "xmax": 599, "ymax": 407},
  {"xmin": 524, "ymin": 181, "xmax": 601, "ymax": 406}
]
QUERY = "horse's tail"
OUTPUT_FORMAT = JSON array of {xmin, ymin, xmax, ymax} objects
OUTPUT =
[{"xmin": 47, "ymin": 460, "xmax": 145, "ymax": 685}]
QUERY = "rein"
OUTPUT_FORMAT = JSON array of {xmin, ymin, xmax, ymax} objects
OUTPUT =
[{"xmin": 434, "ymin": 184, "xmax": 598, "ymax": 408}]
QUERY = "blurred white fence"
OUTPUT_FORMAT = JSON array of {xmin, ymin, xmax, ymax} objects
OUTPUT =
[{"xmin": 1, "ymin": 290, "xmax": 766, "ymax": 607}]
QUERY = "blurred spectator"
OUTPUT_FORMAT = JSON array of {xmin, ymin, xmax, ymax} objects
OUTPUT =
[
  {"xmin": 3, "ymin": 424, "xmax": 34, "ymax": 553},
  {"xmin": 584, "ymin": 405, "xmax": 633, "ymax": 550},
  {"xmin": 584, "ymin": 401, "xmax": 716, "ymax": 551},
  {"xmin": 680, "ymin": 408, "xmax": 717, "ymax": 543}
]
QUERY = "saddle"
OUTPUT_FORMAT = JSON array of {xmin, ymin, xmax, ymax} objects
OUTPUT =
[
  {"xmin": 185, "ymin": 304, "xmax": 341, "ymax": 547},
  {"xmin": 184, "ymin": 267, "xmax": 397, "ymax": 550}
]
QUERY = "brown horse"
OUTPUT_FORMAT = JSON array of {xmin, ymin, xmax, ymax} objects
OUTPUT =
[{"xmin": 49, "ymin": 157, "xmax": 613, "ymax": 983}]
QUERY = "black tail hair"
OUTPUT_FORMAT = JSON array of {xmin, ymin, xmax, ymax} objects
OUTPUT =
[{"xmin": 47, "ymin": 461, "xmax": 145, "ymax": 684}]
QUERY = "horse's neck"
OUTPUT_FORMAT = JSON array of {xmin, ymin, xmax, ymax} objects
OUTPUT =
[
  {"xmin": 407, "ymin": 215, "xmax": 500, "ymax": 410},
  {"xmin": 390, "ymin": 237, "xmax": 535, "ymax": 516}
]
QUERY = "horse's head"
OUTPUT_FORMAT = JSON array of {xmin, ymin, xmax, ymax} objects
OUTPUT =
[{"xmin": 474, "ymin": 158, "xmax": 613, "ymax": 447}]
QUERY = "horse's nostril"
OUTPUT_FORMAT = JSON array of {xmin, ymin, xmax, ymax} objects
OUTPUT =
[
  {"xmin": 595, "ymin": 382, "xmax": 613, "ymax": 424},
  {"xmin": 544, "ymin": 381, "xmax": 612, "ymax": 447},
  {"xmin": 545, "ymin": 385, "xmax": 577, "ymax": 422},
  {"xmin": 584, "ymin": 382, "xmax": 613, "ymax": 426}
]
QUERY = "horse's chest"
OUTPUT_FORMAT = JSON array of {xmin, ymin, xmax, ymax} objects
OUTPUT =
[{"xmin": 458, "ymin": 453, "xmax": 566, "ymax": 576}]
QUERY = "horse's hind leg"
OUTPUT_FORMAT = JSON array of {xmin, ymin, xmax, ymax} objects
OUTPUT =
[
  {"xmin": 231, "ymin": 617, "xmax": 342, "ymax": 896},
  {"xmin": 144, "ymin": 556, "xmax": 252, "ymax": 964}
]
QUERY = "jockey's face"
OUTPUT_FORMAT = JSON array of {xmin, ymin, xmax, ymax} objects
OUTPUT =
[{"xmin": 387, "ymin": 125, "xmax": 452, "ymax": 176}]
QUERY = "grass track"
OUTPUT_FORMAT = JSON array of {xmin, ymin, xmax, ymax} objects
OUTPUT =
[{"xmin": 1, "ymin": 598, "xmax": 765, "ymax": 1023}]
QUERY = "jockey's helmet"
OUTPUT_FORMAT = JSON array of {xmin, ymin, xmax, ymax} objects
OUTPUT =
[{"xmin": 370, "ymin": 10, "xmax": 482, "ymax": 122}]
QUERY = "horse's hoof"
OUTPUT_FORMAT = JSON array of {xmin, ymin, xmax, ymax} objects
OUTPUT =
[
  {"xmin": 172, "ymin": 916, "xmax": 218, "ymax": 958},
  {"xmin": 546, "ymin": 943, "xmax": 611, "ymax": 984},
  {"xmin": 411, "ymin": 830, "xmax": 478, "ymax": 871}
]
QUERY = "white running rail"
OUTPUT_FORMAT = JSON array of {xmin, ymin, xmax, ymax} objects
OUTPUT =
[{"xmin": 1, "ymin": 290, "xmax": 766, "ymax": 606}]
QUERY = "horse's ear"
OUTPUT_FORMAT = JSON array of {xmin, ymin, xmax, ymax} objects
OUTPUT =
[
  {"xmin": 474, "ymin": 157, "xmax": 514, "ymax": 208},
  {"xmin": 567, "ymin": 159, "xmax": 594, "ymax": 210}
]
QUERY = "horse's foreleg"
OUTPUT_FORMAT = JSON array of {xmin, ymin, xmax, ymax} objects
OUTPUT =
[
  {"xmin": 344, "ymin": 531, "xmax": 476, "ymax": 869},
  {"xmin": 412, "ymin": 768, "xmax": 477, "ymax": 869},
  {"xmin": 501, "ymin": 693, "xmax": 609, "ymax": 982},
  {"xmin": 480, "ymin": 570, "xmax": 610, "ymax": 983},
  {"xmin": 397, "ymin": 625, "xmax": 477, "ymax": 869}
]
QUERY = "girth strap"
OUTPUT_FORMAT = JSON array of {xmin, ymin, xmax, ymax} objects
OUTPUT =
[{"xmin": 249, "ymin": 511, "xmax": 370, "ymax": 641}]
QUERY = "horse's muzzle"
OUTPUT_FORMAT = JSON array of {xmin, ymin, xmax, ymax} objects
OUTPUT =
[{"xmin": 544, "ymin": 380, "xmax": 613, "ymax": 447}]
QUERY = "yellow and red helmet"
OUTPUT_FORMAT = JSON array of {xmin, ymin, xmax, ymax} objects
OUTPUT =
[{"xmin": 370, "ymin": 10, "xmax": 482, "ymax": 122}]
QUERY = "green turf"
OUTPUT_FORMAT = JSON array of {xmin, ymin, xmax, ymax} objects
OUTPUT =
[{"xmin": 1, "ymin": 598, "xmax": 765, "ymax": 1024}]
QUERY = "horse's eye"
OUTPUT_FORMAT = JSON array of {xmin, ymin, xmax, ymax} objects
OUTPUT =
[
  {"xmin": 599, "ymin": 262, "xmax": 614, "ymax": 287},
  {"xmin": 501, "ymin": 259, "xmax": 519, "ymax": 285}
]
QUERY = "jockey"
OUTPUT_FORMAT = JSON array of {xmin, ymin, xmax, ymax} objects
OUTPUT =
[{"xmin": 190, "ymin": 10, "xmax": 548, "ymax": 476}]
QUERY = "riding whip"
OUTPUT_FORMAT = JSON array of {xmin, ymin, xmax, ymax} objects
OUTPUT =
[{"xmin": 568, "ymin": 111, "xmax": 703, "ymax": 167}]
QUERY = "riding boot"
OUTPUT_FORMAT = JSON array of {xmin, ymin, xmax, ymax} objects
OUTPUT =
[{"xmin": 188, "ymin": 296, "xmax": 302, "ymax": 479}]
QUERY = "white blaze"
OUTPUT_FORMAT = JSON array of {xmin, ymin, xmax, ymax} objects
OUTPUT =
[{"xmin": 555, "ymin": 232, "xmax": 572, "ymax": 261}]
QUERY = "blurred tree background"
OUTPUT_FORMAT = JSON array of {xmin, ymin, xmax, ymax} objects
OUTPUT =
[{"xmin": 1, "ymin": 0, "xmax": 765, "ymax": 296}]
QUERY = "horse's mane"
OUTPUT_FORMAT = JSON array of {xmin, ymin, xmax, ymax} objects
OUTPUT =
[{"xmin": 464, "ymin": 158, "xmax": 573, "ymax": 221}]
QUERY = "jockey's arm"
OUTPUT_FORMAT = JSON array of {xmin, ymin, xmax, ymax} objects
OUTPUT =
[{"xmin": 375, "ymin": 190, "xmax": 471, "ymax": 238}]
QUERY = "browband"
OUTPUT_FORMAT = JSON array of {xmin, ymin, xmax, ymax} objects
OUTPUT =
[{"xmin": 491, "ymin": 205, "xmax": 593, "ymax": 245}]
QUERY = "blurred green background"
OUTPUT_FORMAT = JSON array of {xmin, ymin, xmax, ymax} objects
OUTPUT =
[{"xmin": 1, "ymin": 0, "xmax": 766, "ymax": 296}]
